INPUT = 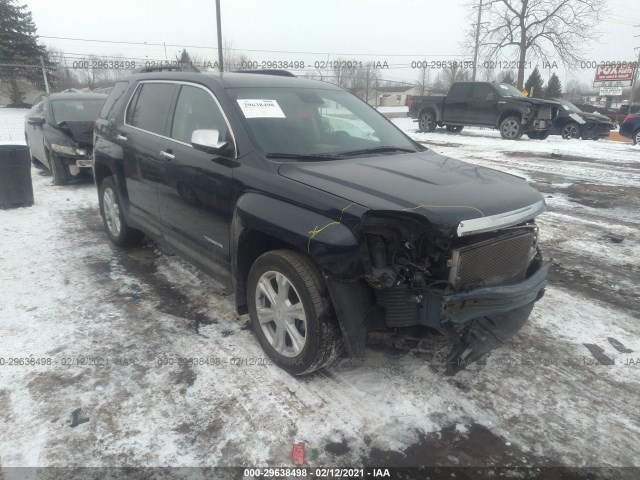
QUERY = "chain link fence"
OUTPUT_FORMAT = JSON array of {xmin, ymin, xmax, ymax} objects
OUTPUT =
[{"xmin": 0, "ymin": 108, "xmax": 28, "ymax": 144}]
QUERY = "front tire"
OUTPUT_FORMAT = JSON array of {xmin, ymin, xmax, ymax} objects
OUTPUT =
[
  {"xmin": 446, "ymin": 125, "xmax": 464, "ymax": 133},
  {"xmin": 247, "ymin": 250, "xmax": 343, "ymax": 375},
  {"xmin": 418, "ymin": 111, "xmax": 437, "ymax": 132},
  {"xmin": 561, "ymin": 122, "xmax": 581, "ymax": 140},
  {"xmin": 50, "ymin": 152, "xmax": 70, "ymax": 185},
  {"xmin": 99, "ymin": 176, "xmax": 144, "ymax": 247},
  {"xmin": 500, "ymin": 116, "xmax": 523, "ymax": 140}
]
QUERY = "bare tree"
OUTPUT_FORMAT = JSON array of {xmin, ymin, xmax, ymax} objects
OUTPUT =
[
  {"xmin": 498, "ymin": 69, "xmax": 517, "ymax": 85},
  {"xmin": 74, "ymin": 55, "xmax": 115, "ymax": 90},
  {"xmin": 46, "ymin": 47, "xmax": 80, "ymax": 91},
  {"xmin": 434, "ymin": 65, "xmax": 471, "ymax": 92},
  {"xmin": 467, "ymin": 0, "xmax": 606, "ymax": 89},
  {"xmin": 415, "ymin": 65, "xmax": 430, "ymax": 96},
  {"xmin": 564, "ymin": 78, "xmax": 590, "ymax": 102},
  {"xmin": 222, "ymin": 40, "xmax": 252, "ymax": 71}
]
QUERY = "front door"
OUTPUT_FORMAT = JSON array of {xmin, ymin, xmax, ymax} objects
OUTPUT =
[{"xmin": 157, "ymin": 83, "xmax": 236, "ymax": 276}]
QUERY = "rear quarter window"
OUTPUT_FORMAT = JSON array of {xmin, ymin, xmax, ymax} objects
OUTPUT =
[{"xmin": 99, "ymin": 81, "xmax": 129, "ymax": 119}]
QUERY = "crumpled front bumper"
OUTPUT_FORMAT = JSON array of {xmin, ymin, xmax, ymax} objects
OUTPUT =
[{"xmin": 440, "ymin": 259, "xmax": 551, "ymax": 375}]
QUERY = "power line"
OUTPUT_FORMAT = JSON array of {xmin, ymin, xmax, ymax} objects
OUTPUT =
[{"xmin": 32, "ymin": 35, "xmax": 469, "ymax": 58}]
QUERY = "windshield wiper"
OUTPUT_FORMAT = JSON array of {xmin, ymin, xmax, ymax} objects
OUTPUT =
[
  {"xmin": 266, "ymin": 152, "xmax": 343, "ymax": 161},
  {"xmin": 337, "ymin": 146, "xmax": 416, "ymax": 157}
]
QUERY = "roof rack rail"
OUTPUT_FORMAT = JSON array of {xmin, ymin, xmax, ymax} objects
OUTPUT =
[
  {"xmin": 134, "ymin": 64, "xmax": 201, "ymax": 74},
  {"xmin": 231, "ymin": 69, "xmax": 296, "ymax": 77}
]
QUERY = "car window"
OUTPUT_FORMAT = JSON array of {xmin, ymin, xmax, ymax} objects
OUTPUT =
[
  {"xmin": 229, "ymin": 87, "xmax": 416, "ymax": 156},
  {"xmin": 51, "ymin": 99, "xmax": 105, "ymax": 124},
  {"xmin": 449, "ymin": 83, "xmax": 472, "ymax": 97},
  {"xmin": 170, "ymin": 85, "xmax": 230, "ymax": 145},
  {"xmin": 126, "ymin": 83, "xmax": 177, "ymax": 135},
  {"xmin": 473, "ymin": 84, "xmax": 494, "ymax": 100},
  {"xmin": 100, "ymin": 81, "xmax": 129, "ymax": 119}
]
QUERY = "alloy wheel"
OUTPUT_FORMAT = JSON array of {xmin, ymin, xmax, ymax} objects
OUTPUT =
[
  {"xmin": 102, "ymin": 187, "xmax": 121, "ymax": 237},
  {"xmin": 502, "ymin": 119, "xmax": 520, "ymax": 139},
  {"xmin": 255, "ymin": 270, "xmax": 307, "ymax": 357}
]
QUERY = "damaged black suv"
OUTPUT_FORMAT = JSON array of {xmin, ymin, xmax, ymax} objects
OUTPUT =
[{"xmin": 93, "ymin": 69, "xmax": 550, "ymax": 376}]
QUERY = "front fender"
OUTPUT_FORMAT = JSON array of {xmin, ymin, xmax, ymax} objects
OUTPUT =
[{"xmin": 232, "ymin": 192, "xmax": 363, "ymax": 276}]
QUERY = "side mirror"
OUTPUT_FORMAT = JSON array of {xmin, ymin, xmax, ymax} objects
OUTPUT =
[
  {"xmin": 27, "ymin": 116, "xmax": 45, "ymax": 125},
  {"xmin": 191, "ymin": 129, "xmax": 228, "ymax": 154},
  {"xmin": 485, "ymin": 93, "xmax": 497, "ymax": 101}
]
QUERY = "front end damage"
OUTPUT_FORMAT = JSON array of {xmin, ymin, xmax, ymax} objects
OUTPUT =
[
  {"xmin": 348, "ymin": 201, "xmax": 549, "ymax": 375},
  {"xmin": 524, "ymin": 104, "xmax": 557, "ymax": 132}
]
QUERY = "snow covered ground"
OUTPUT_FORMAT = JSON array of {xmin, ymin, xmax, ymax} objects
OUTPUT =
[{"xmin": 1, "ymin": 111, "xmax": 639, "ymax": 471}]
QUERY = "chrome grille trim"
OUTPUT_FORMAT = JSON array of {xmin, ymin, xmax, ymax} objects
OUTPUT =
[{"xmin": 456, "ymin": 200, "xmax": 545, "ymax": 237}]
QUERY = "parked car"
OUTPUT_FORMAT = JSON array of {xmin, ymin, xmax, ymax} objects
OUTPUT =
[
  {"xmin": 620, "ymin": 114, "xmax": 640, "ymax": 144},
  {"xmin": 94, "ymin": 69, "xmax": 550, "ymax": 376},
  {"xmin": 550, "ymin": 99, "xmax": 614, "ymax": 140},
  {"xmin": 407, "ymin": 82, "xmax": 559, "ymax": 139},
  {"xmin": 24, "ymin": 92, "xmax": 107, "ymax": 185}
]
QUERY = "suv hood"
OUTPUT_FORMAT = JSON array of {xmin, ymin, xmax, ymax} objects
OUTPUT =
[
  {"xmin": 580, "ymin": 112, "xmax": 613, "ymax": 124},
  {"xmin": 279, "ymin": 151, "xmax": 544, "ymax": 230}
]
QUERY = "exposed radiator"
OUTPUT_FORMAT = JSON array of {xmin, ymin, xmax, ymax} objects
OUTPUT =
[{"xmin": 448, "ymin": 231, "xmax": 536, "ymax": 290}]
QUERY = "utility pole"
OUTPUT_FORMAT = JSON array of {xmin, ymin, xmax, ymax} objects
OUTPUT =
[
  {"xmin": 472, "ymin": 0, "xmax": 483, "ymax": 81},
  {"xmin": 40, "ymin": 55, "xmax": 49, "ymax": 94},
  {"xmin": 216, "ymin": 0, "xmax": 224, "ymax": 73},
  {"xmin": 628, "ymin": 25, "xmax": 640, "ymax": 111}
]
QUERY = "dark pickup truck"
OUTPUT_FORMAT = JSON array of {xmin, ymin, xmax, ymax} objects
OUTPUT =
[
  {"xmin": 408, "ymin": 82, "xmax": 560, "ymax": 140},
  {"xmin": 94, "ymin": 70, "xmax": 550, "ymax": 376}
]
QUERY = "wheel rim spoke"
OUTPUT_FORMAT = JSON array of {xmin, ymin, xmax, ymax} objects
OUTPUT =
[
  {"xmin": 255, "ymin": 270, "xmax": 307, "ymax": 358},
  {"xmin": 284, "ymin": 320, "xmax": 305, "ymax": 355}
]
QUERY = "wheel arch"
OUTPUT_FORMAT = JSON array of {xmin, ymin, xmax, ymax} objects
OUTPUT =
[
  {"xmin": 231, "ymin": 193, "xmax": 363, "ymax": 314},
  {"xmin": 497, "ymin": 110, "xmax": 522, "ymax": 127}
]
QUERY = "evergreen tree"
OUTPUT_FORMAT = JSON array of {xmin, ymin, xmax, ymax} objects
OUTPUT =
[
  {"xmin": 544, "ymin": 73, "xmax": 563, "ymax": 98},
  {"xmin": 524, "ymin": 67, "xmax": 544, "ymax": 98},
  {"xmin": 0, "ymin": 0, "xmax": 50, "ymax": 103}
]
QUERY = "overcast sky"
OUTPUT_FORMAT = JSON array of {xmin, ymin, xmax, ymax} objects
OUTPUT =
[{"xmin": 24, "ymin": 0, "xmax": 640, "ymax": 87}]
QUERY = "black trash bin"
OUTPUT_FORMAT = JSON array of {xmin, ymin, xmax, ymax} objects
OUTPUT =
[{"xmin": 0, "ymin": 144, "xmax": 34, "ymax": 209}]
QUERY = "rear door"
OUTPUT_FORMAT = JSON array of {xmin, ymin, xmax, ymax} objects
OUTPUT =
[
  {"xmin": 469, "ymin": 83, "xmax": 499, "ymax": 125},
  {"xmin": 443, "ymin": 83, "xmax": 472, "ymax": 124},
  {"xmin": 156, "ymin": 83, "xmax": 236, "ymax": 277},
  {"xmin": 120, "ymin": 82, "xmax": 178, "ymax": 235}
]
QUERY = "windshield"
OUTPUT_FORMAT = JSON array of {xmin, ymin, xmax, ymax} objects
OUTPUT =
[
  {"xmin": 554, "ymin": 99, "xmax": 581, "ymax": 112},
  {"xmin": 228, "ymin": 86, "xmax": 419, "ymax": 158},
  {"xmin": 51, "ymin": 99, "xmax": 105, "ymax": 124},
  {"xmin": 496, "ymin": 83, "xmax": 525, "ymax": 97}
]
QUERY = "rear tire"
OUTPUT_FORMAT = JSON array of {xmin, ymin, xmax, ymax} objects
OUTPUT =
[
  {"xmin": 99, "ymin": 176, "xmax": 144, "ymax": 247},
  {"xmin": 633, "ymin": 129, "xmax": 640, "ymax": 145},
  {"xmin": 500, "ymin": 116, "xmax": 523, "ymax": 140},
  {"xmin": 418, "ymin": 111, "xmax": 437, "ymax": 132},
  {"xmin": 446, "ymin": 125, "xmax": 464, "ymax": 133},
  {"xmin": 247, "ymin": 250, "xmax": 343, "ymax": 375}
]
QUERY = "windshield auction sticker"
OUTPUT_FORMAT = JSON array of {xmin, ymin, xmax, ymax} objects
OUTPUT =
[{"xmin": 237, "ymin": 99, "xmax": 286, "ymax": 118}]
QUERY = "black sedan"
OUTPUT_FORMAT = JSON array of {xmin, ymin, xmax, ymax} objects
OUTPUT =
[
  {"xmin": 24, "ymin": 92, "xmax": 107, "ymax": 185},
  {"xmin": 550, "ymin": 98, "xmax": 614, "ymax": 140}
]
